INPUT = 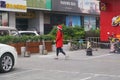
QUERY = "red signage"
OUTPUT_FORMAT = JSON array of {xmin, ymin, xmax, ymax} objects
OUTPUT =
[{"xmin": 100, "ymin": 0, "xmax": 120, "ymax": 41}]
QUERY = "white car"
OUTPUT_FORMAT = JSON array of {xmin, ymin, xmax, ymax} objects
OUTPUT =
[
  {"xmin": 0, "ymin": 26, "xmax": 18, "ymax": 36},
  {"xmin": 0, "ymin": 43, "xmax": 17, "ymax": 73},
  {"xmin": 14, "ymin": 31, "xmax": 39, "ymax": 36}
]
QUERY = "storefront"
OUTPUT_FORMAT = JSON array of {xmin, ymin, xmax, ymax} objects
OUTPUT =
[
  {"xmin": 51, "ymin": 0, "xmax": 100, "ymax": 31},
  {"xmin": 0, "ymin": 0, "xmax": 27, "ymax": 27},
  {"xmin": 18, "ymin": 0, "xmax": 52, "ymax": 34},
  {"xmin": 15, "ymin": 10, "xmax": 36, "ymax": 30},
  {"xmin": 100, "ymin": 0, "xmax": 120, "ymax": 41}
]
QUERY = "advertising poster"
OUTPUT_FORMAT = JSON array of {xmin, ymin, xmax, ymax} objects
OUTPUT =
[
  {"xmin": 52, "ymin": 0, "xmax": 80, "ymax": 13},
  {"xmin": 84, "ymin": 16, "xmax": 96, "ymax": 31},
  {"xmin": 0, "ymin": 0, "xmax": 26, "ymax": 12},
  {"xmin": 66, "ymin": 16, "xmax": 81, "ymax": 27},
  {"xmin": 78, "ymin": 0, "xmax": 100, "ymax": 14},
  {"xmin": 27, "ymin": 0, "xmax": 51, "ymax": 10},
  {"xmin": 52, "ymin": 0, "xmax": 100, "ymax": 14}
]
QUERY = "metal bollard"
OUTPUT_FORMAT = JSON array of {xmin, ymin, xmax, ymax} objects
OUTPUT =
[
  {"xmin": 39, "ymin": 45, "xmax": 48, "ymax": 55},
  {"xmin": 21, "ymin": 47, "xmax": 26, "ymax": 57},
  {"xmin": 39, "ymin": 45, "xmax": 43, "ymax": 55}
]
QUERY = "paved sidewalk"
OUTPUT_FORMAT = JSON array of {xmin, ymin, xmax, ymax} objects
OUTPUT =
[
  {"xmin": 31, "ymin": 48, "xmax": 110, "ymax": 60},
  {"xmin": 1, "ymin": 48, "xmax": 120, "ymax": 80}
]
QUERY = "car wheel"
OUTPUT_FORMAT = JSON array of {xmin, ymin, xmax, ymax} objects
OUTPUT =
[{"xmin": 0, "ymin": 53, "xmax": 14, "ymax": 73}]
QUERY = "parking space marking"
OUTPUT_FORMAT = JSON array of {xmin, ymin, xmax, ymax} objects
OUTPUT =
[
  {"xmin": 34, "ymin": 53, "xmax": 114, "ymax": 62},
  {"xmin": 37, "ymin": 53, "xmax": 112, "ymax": 58},
  {"xmin": 0, "ymin": 69, "xmax": 79, "ymax": 78},
  {"xmin": 80, "ymin": 77, "xmax": 92, "ymax": 80},
  {"xmin": 82, "ymin": 54, "xmax": 113, "ymax": 60},
  {"xmin": 0, "ymin": 69, "xmax": 38, "ymax": 77},
  {"xmin": 79, "ymin": 74, "xmax": 100, "ymax": 80},
  {"xmin": 1, "ymin": 69, "xmax": 120, "ymax": 79},
  {"xmin": 80, "ymin": 72, "xmax": 120, "ymax": 80},
  {"xmin": 84, "ymin": 73, "xmax": 120, "ymax": 78}
]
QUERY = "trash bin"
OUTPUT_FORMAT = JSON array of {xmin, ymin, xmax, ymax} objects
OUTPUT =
[
  {"xmin": 39, "ymin": 45, "xmax": 48, "ymax": 55},
  {"xmin": 21, "ymin": 46, "xmax": 30, "ymax": 57},
  {"xmin": 39, "ymin": 45, "xmax": 43, "ymax": 54},
  {"xmin": 86, "ymin": 47, "xmax": 93, "ymax": 56},
  {"xmin": 86, "ymin": 41, "xmax": 93, "ymax": 56}
]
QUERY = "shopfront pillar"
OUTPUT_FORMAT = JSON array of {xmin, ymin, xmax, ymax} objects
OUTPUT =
[{"xmin": 9, "ymin": 12, "xmax": 16, "ymax": 28}]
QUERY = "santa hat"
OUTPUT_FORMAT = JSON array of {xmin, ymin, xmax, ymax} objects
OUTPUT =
[{"xmin": 57, "ymin": 25, "xmax": 62, "ymax": 30}]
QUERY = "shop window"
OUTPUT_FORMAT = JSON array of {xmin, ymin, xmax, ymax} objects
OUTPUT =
[
  {"xmin": 84, "ymin": 16, "xmax": 96, "ymax": 31},
  {"xmin": 44, "ymin": 24, "xmax": 52, "ymax": 34},
  {"xmin": 66, "ymin": 15, "xmax": 81, "ymax": 27},
  {"xmin": 16, "ymin": 19, "xmax": 28, "ymax": 30},
  {"xmin": 96, "ymin": 17, "xmax": 100, "ymax": 29},
  {"xmin": 50, "ymin": 14, "xmax": 66, "ymax": 25}
]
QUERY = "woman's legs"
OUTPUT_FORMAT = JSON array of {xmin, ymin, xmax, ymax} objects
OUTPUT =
[
  {"xmin": 56, "ymin": 47, "xmax": 66, "ymax": 56},
  {"xmin": 55, "ymin": 47, "xmax": 68, "ymax": 59},
  {"xmin": 55, "ymin": 48, "xmax": 61, "ymax": 59},
  {"xmin": 56, "ymin": 48, "xmax": 60, "ymax": 56},
  {"xmin": 59, "ymin": 48, "xmax": 66, "ymax": 55}
]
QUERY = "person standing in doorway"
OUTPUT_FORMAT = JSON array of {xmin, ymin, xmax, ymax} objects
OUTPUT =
[{"xmin": 55, "ymin": 25, "xmax": 68, "ymax": 59}]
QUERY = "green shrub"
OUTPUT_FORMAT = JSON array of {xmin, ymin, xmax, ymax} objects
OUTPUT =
[
  {"xmin": 85, "ymin": 28, "xmax": 100, "ymax": 37},
  {"xmin": 0, "ymin": 36, "xmax": 14, "ymax": 44},
  {"xmin": 0, "ymin": 35, "xmax": 53, "ymax": 44},
  {"xmin": 49, "ymin": 24, "xmax": 85, "ymax": 41},
  {"xmin": 40, "ymin": 35, "xmax": 54, "ymax": 41}
]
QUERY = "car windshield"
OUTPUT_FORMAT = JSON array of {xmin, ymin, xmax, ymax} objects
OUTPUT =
[
  {"xmin": 0, "ymin": 27, "xmax": 18, "ymax": 36},
  {"xmin": 10, "ymin": 30, "xmax": 18, "ymax": 35},
  {"xmin": 20, "ymin": 33, "xmax": 36, "ymax": 36},
  {"xmin": 0, "ymin": 30, "xmax": 9, "ymax": 36}
]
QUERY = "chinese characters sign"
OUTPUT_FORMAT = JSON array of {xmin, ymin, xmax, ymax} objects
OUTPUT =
[{"xmin": 0, "ymin": 0, "xmax": 26, "ymax": 12}]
